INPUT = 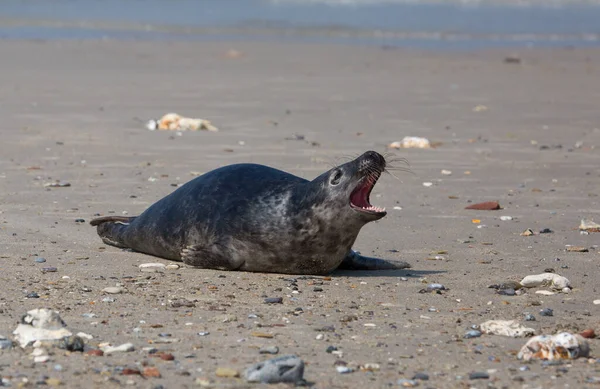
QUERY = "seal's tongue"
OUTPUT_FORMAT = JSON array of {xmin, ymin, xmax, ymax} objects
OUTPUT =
[{"xmin": 350, "ymin": 176, "xmax": 385, "ymax": 213}]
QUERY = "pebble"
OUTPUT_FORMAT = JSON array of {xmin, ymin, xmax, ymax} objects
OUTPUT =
[
  {"xmin": 593, "ymin": 300, "xmax": 600, "ymax": 305},
  {"xmin": 139, "ymin": 263, "xmax": 166, "ymax": 273},
  {"xmin": 469, "ymin": 371, "xmax": 490, "ymax": 379},
  {"xmin": 215, "ymin": 367, "xmax": 239, "ymax": 378},
  {"xmin": 336, "ymin": 366, "xmax": 354, "ymax": 374},
  {"xmin": 264, "ymin": 297, "xmax": 283, "ymax": 304},
  {"xmin": 244, "ymin": 355, "xmax": 304, "ymax": 383},
  {"xmin": 426, "ymin": 283, "xmax": 446, "ymax": 292},
  {"xmin": 143, "ymin": 367, "xmax": 161, "ymax": 378},
  {"xmin": 34, "ymin": 355, "xmax": 50, "ymax": 363},
  {"xmin": 35, "ymin": 257, "xmax": 46, "ymax": 263},
  {"xmin": 464, "ymin": 330, "xmax": 482, "ymax": 339},
  {"xmin": 102, "ymin": 286, "xmax": 125, "ymax": 294},
  {"xmin": 59, "ymin": 335, "xmax": 85, "ymax": 352},
  {"xmin": 259, "ymin": 346, "xmax": 279, "ymax": 355},
  {"xmin": 326, "ymin": 345, "xmax": 338, "ymax": 353},
  {"xmin": 0, "ymin": 336, "xmax": 13, "ymax": 350},
  {"xmin": 540, "ymin": 228, "xmax": 553, "ymax": 234},
  {"xmin": 397, "ymin": 378, "xmax": 419, "ymax": 387},
  {"xmin": 540, "ymin": 308, "xmax": 554, "ymax": 316},
  {"xmin": 85, "ymin": 349, "xmax": 104, "ymax": 356},
  {"xmin": 535, "ymin": 290, "xmax": 555, "ymax": 296},
  {"xmin": 524, "ymin": 314, "xmax": 536, "ymax": 321},
  {"xmin": 101, "ymin": 343, "xmax": 135, "ymax": 354},
  {"xmin": 26, "ymin": 292, "xmax": 40, "ymax": 298},
  {"xmin": 41, "ymin": 267, "xmax": 58, "ymax": 273},
  {"xmin": 500, "ymin": 216, "xmax": 513, "ymax": 221},
  {"xmin": 197, "ymin": 332, "xmax": 210, "ymax": 336},
  {"xmin": 165, "ymin": 264, "xmax": 180, "ymax": 270},
  {"xmin": 413, "ymin": 372, "xmax": 429, "ymax": 380}
]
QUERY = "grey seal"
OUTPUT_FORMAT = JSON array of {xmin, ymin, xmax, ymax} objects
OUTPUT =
[{"xmin": 90, "ymin": 150, "xmax": 409, "ymax": 275}]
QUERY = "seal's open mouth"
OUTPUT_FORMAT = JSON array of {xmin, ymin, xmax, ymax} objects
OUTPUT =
[{"xmin": 350, "ymin": 173, "xmax": 386, "ymax": 215}]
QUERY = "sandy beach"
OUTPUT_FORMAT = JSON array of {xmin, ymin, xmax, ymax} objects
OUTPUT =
[{"xmin": 1, "ymin": 39, "xmax": 600, "ymax": 388}]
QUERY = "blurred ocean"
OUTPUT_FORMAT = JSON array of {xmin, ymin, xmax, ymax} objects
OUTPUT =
[{"xmin": 1, "ymin": 0, "xmax": 600, "ymax": 49}]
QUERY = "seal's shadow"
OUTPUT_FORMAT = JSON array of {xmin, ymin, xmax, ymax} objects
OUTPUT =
[{"xmin": 332, "ymin": 269, "xmax": 446, "ymax": 278}]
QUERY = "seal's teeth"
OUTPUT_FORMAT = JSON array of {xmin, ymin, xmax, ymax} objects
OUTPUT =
[{"xmin": 361, "ymin": 206, "xmax": 386, "ymax": 213}]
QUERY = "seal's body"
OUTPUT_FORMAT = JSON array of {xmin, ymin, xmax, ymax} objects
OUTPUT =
[{"xmin": 91, "ymin": 151, "xmax": 409, "ymax": 275}]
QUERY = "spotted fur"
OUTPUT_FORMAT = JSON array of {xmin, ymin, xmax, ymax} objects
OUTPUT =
[{"xmin": 90, "ymin": 151, "xmax": 410, "ymax": 275}]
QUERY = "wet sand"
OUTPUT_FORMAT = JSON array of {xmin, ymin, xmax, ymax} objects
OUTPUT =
[{"xmin": 1, "ymin": 39, "xmax": 600, "ymax": 388}]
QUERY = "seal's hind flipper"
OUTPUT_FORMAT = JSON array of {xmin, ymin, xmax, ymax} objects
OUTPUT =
[
  {"xmin": 89, "ymin": 216, "xmax": 136, "ymax": 249},
  {"xmin": 338, "ymin": 250, "xmax": 411, "ymax": 271},
  {"xmin": 180, "ymin": 244, "xmax": 242, "ymax": 271}
]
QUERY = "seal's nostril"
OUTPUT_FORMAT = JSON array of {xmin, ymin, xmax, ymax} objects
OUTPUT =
[{"xmin": 363, "ymin": 151, "xmax": 385, "ymax": 167}]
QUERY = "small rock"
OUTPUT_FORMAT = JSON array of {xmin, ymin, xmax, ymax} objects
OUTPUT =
[
  {"xmin": 336, "ymin": 365, "xmax": 354, "ymax": 374},
  {"xmin": 101, "ymin": 343, "xmax": 135, "ymax": 354},
  {"xmin": 139, "ymin": 263, "xmax": 166, "ymax": 273},
  {"xmin": 244, "ymin": 355, "xmax": 304, "ymax": 383},
  {"xmin": 413, "ymin": 372, "xmax": 429, "ymax": 380},
  {"xmin": 539, "ymin": 228, "xmax": 553, "ymax": 234},
  {"xmin": 165, "ymin": 264, "xmax": 180, "ymax": 270},
  {"xmin": 197, "ymin": 332, "xmax": 210, "ymax": 336},
  {"xmin": 122, "ymin": 368, "xmax": 141, "ymax": 375},
  {"xmin": 465, "ymin": 201, "xmax": 501, "ymax": 211},
  {"xmin": 0, "ymin": 336, "xmax": 13, "ymax": 350},
  {"xmin": 259, "ymin": 346, "xmax": 279, "ymax": 355},
  {"xmin": 215, "ymin": 367, "xmax": 239, "ymax": 378},
  {"xmin": 326, "ymin": 345, "xmax": 338, "ymax": 353},
  {"xmin": 102, "ymin": 286, "xmax": 125, "ymax": 294},
  {"xmin": 469, "ymin": 372, "xmax": 489, "ymax": 379},
  {"xmin": 85, "ymin": 349, "xmax": 104, "ymax": 356},
  {"xmin": 143, "ymin": 367, "xmax": 161, "ymax": 378},
  {"xmin": 426, "ymin": 283, "xmax": 446, "ymax": 292},
  {"xmin": 540, "ymin": 308, "xmax": 554, "ymax": 317},
  {"xmin": 500, "ymin": 216, "xmax": 513, "ymax": 221},
  {"xmin": 58, "ymin": 335, "xmax": 85, "ymax": 352},
  {"xmin": 566, "ymin": 245, "xmax": 588, "ymax": 252},
  {"xmin": 536, "ymin": 290, "xmax": 555, "ymax": 296},
  {"xmin": 34, "ymin": 355, "xmax": 50, "ymax": 363},
  {"xmin": 580, "ymin": 329, "xmax": 596, "ymax": 339},
  {"xmin": 35, "ymin": 257, "xmax": 46, "ymax": 263},
  {"xmin": 397, "ymin": 378, "xmax": 419, "ymax": 387},
  {"xmin": 524, "ymin": 314, "xmax": 536, "ymax": 321},
  {"xmin": 42, "ymin": 267, "xmax": 58, "ymax": 273},
  {"xmin": 26, "ymin": 292, "xmax": 40, "ymax": 298},
  {"xmin": 264, "ymin": 297, "xmax": 283, "ymax": 304},
  {"xmin": 464, "ymin": 330, "xmax": 482, "ymax": 339},
  {"xmin": 169, "ymin": 299, "xmax": 195, "ymax": 308},
  {"xmin": 497, "ymin": 289, "xmax": 516, "ymax": 296},
  {"xmin": 157, "ymin": 352, "xmax": 175, "ymax": 361}
]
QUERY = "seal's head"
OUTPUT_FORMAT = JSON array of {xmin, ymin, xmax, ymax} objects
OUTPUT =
[{"xmin": 319, "ymin": 150, "xmax": 387, "ymax": 222}]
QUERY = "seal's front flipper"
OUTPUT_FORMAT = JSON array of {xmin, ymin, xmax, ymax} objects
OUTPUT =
[
  {"xmin": 90, "ymin": 216, "xmax": 136, "ymax": 248},
  {"xmin": 180, "ymin": 244, "xmax": 242, "ymax": 271},
  {"xmin": 338, "ymin": 250, "xmax": 411, "ymax": 271}
]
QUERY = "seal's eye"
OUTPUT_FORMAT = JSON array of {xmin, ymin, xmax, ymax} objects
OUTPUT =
[{"xmin": 330, "ymin": 170, "xmax": 343, "ymax": 186}]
